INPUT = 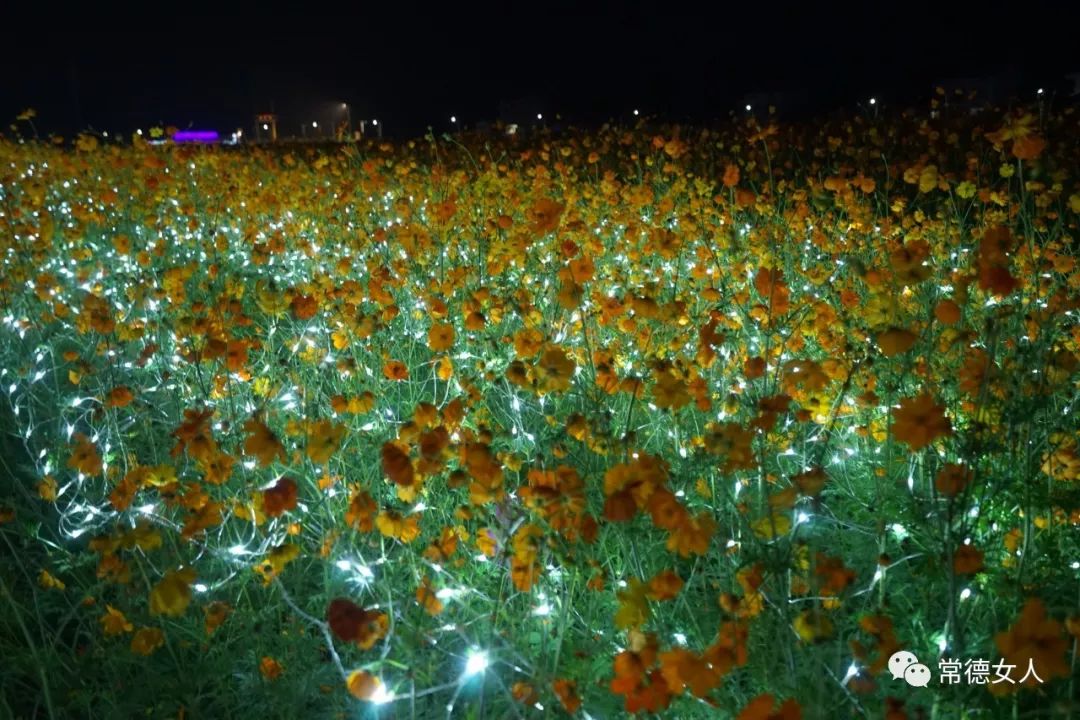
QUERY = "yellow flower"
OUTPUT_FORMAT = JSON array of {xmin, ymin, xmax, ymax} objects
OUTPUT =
[
  {"xmin": 615, "ymin": 578, "xmax": 650, "ymax": 629},
  {"xmin": 149, "ymin": 567, "xmax": 197, "ymax": 617},
  {"xmin": 999, "ymin": 163, "xmax": 1015, "ymax": 178},
  {"xmin": 918, "ymin": 165, "xmax": 939, "ymax": 193},
  {"xmin": 253, "ymin": 542, "xmax": 301, "ymax": 584},
  {"xmin": 37, "ymin": 475, "xmax": 58, "ymax": 502},
  {"xmin": 306, "ymin": 419, "xmax": 345, "ymax": 464},
  {"xmin": 956, "ymin": 181, "xmax": 977, "ymax": 199},
  {"xmin": 100, "ymin": 605, "xmax": 134, "ymax": 636},
  {"xmin": 38, "ymin": 569, "xmax": 66, "ymax": 591}
]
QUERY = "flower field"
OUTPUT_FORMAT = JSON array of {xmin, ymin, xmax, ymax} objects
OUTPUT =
[{"xmin": 2, "ymin": 100, "xmax": 1080, "ymax": 719}]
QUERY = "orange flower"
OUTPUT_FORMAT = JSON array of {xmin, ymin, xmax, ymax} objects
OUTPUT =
[
  {"xmin": 511, "ymin": 681, "xmax": 539, "ymax": 705},
  {"xmin": 416, "ymin": 575, "xmax": 444, "ymax": 615},
  {"xmin": 262, "ymin": 476, "xmax": 298, "ymax": 517},
  {"xmin": 953, "ymin": 544, "xmax": 984, "ymax": 575},
  {"xmin": 327, "ymin": 598, "xmax": 389, "ymax": 649},
  {"xmin": 381, "ymin": 442, "xmax": 415, "ymax": 486},
  {"xmin": 659, "ymin": 647, "xmax": 721, "ymax": 698},
  {"xmin": 552, "ymin": 679, "xmax": 581, "ymax": 713},
  {"xmin": 646, "ymin": 570, "xmax": 684, "ymax": 601},
  {"xmin": 428, "ymin": 322, "xmax": 455, "ymax": 351},
  {"xmin": 383, "ymin": 359, "xmax": 409, "ymax": 381},
  {"xmin": 100, "ymin": 605, "xmax": 134, "ymax": 636},
  {"xmin": 994, "ymin": 598, "xmax": 1070, "ymax": 689},
  {"xmin": 610, "ymin": 636, "xmax": 672, "ymax": 713},
  {"xmin": 344, "ymin": 489, "xmax": 377, "ymax": 532},
  {"xmin": 891, "ymin": 393, "xmax": 952, "ymax": 451},
  {"xmin": 529, "ymin": 197, "xmax": 565, "ymax": 235},
  {"xmin": 203, "ymin": 601, "xmax": 231, "ymax": 636},
  {"xmin": 876, "ymin": 327, "xmax": 918, "ymax": 357},
  {"xmin": 792, "ymin": 467, "xmax": 827, "ymax": 497},
  {"xmin": 737, "ymin": 694, "xmax": 802, "ymax": 720},
  {"xmin": 934, "ymin": 299, "xmax": 962, "ymax": 325},
  {"xmin": 347, "ymin": 670, "xmax": 381, "ymax": 700},
  {"xmin": 723, "ymin": 163, "xmax": 740, "ymax": 188},
  {"xmin": 68, "ymin": 433, "xmax": 103, "ymax": 476},
  {"xmin": 130, "ymin": 627, "xmax": 165, "ymax": 656},
  {"xmin": 259, "ymin": 656, "xmax": 283, "ymax": 681},
  {"xmin": 935, "ymin": 463, "xmax": 971, "ymax": 496},
  {"xmin": 290, "ymin": 293, "xmax": 318, "ymax": 320},
  {"xmin": 666, "ymin": 512, "xmax": 716, "ymax": 558},
  {"xmin": 105, "ymin": 385, "xmax": 134, "ymax": 408},
  {"xmin": 243, "ymin": 416, "xmax": 286, "ymax": 467}
]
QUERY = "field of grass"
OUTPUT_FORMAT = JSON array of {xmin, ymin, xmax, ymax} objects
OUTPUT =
[{"xmin": 2, "ymin": 100, "xmax": 1080, "ymax": 719}]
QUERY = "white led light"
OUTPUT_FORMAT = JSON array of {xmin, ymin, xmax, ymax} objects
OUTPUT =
[
  {"xmin": 370, "ymin": 683, "xmax": 394, "ymax": 704},
  {"xmin": 464, "ymin": 649, "xmax": 489, "ymax": 677}
]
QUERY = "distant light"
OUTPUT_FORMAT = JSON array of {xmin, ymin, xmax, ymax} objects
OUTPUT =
[
  {"xmin": 102, "ymin": 131, "xmax": 109, "ymax": 137},
  {"xmin": 450, "ymin": 116, "xmax": 457, "ymax": 123},
  {"xmin": 262, "ymin": 124, "xmax": 269, "ymax": 130},
  {"xmin": 869, "ymin": 97, "xmax": 876, "ymax": 105},
  {"xmin": 745, "ymin": 104, "xmax": 752, "ymax": 111},
  {"xmin": 136, "ymin": 129, "xmax": 143, "ymax": 135},
  {"xmin": 1037, "ymin": 88, "xmax": 1044, "ymax": 95},
  {"xmin": 464, "ymin": 649, "xmax": 489, "ymax": 677},
  {"xmin": 537, "ymin": 113, "xmax": 543, "ymax": 120},
  {"xmin": 372, "ymin": 119, "xmax": 378, "ymax": 126},
  {"xmin": 236, "ymin": 128, "xmax": 242, "ymax": 137},
  {"xmin": 312, "ymin": 121, "xmax": 318, "ymax": 128},
  {"xmin": 173, "ymin": 130, "xmax": 219, "ymax": 143},
  {"xmin": 633, "ymin": 109, "xmax": 639, "ymax": 116}
]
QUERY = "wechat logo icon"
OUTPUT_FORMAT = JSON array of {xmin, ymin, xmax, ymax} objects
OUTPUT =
[{"xmin": 889, "ymin": 650, "xmax": 932, "ymax": 688}]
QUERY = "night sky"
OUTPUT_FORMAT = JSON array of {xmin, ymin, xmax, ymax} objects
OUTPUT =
[{"xmin": 1, "ymin": 1, "xmax": 1077, "ymax": 138}]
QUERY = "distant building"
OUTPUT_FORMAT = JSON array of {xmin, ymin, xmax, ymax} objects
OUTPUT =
[{"xmin": 255, "ymin": 113, "xmax": 278, "ymax": 141}]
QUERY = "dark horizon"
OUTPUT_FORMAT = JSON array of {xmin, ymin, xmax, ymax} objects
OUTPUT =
[{"xmin": 2, "ymin": 1, "xmax": 1078, "ymax": 139}]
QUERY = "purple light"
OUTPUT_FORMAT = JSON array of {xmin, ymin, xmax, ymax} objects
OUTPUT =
[{"xmin": 172, "ymin": 130, "xmax": 219, "ymax": 143}]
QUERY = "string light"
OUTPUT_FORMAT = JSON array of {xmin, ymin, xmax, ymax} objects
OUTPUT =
[{"xmin": 463, "ymin": 649, "xmax": 489, "ymax": 677}]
